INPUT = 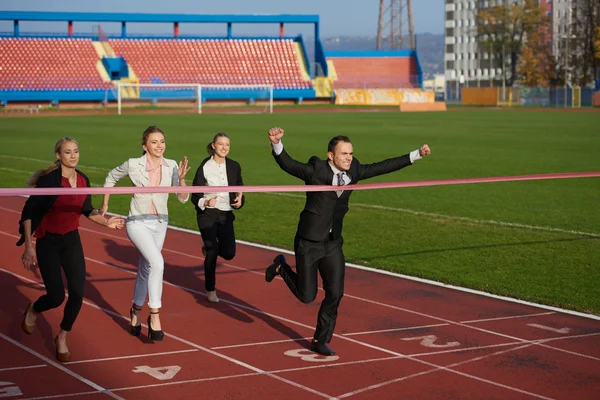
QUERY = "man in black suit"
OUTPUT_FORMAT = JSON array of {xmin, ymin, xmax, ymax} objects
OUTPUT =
[{"xmin": 265, "ymin": 127, "xmax": 431, "ymax": 356}]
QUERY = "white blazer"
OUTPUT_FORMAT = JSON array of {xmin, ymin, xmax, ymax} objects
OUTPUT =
[{"xmin": 104, "ymin": 154, "xmax": 188, "ymax": 219}]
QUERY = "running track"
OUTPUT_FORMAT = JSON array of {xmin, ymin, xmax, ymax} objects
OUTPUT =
[{"xmin": 0, "ymin": 196, "xmax": 599, "ymax": 400}]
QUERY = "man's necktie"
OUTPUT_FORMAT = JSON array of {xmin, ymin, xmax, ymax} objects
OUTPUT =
[{"xmin": 336, "ymin": 172, "xmax": 346, "ymax": 197}]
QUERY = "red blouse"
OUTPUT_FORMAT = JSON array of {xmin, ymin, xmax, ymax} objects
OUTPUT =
[{"xmin": 35, "ymin": 173, "xmax": 88, "ymax": 238}]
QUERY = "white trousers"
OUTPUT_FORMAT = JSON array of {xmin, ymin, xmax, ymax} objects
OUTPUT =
[{"xmin": 126, "ymin": 219, "xmax": 168, "ymax": 309}]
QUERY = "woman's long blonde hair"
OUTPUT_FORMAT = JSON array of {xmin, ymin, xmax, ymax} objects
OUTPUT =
[{"xmin": 26, "ymin": 137, "xmax": 79, "ymax": 187}]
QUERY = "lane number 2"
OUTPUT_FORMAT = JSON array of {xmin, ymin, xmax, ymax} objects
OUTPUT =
[{"xmin": 401, "ymin": 335, "xmax": 460, "ymax": 348}]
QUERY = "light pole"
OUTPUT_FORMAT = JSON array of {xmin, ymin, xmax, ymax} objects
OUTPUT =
[
  {"xmin": 563, "ymin": 0, "xmax": 573, "ymax": 108},
  {"xmin": 502, "ymin": 42, "xmax": 506, "ymax": 99}
]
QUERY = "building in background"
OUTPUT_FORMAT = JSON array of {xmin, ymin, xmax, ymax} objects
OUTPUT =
[{"xmin": 443, "ymin": 0, "xmax": 578, "ymax": 95}]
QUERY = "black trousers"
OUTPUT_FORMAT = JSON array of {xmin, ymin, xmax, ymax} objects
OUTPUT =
[
  {"xmin": 197, "ymin": 209, "xmax": 236, "ymax": 292},
  {"xmin": 33, "ymin": 229, "xmax": 86, "ymax": 332},
  {"xmin": 279, "ymin": 234, "xmax": 345, "ymax": 343}
]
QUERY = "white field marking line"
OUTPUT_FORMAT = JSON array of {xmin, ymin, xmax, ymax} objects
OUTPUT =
[
  {"xmin": 0, "ymin": 265, "xmax": 335, "ymax": 400},
  {"xmin": 109, "ymin": 372, "xmax": 261, "ymax": 393},
  {"xmin": 0, "ymin": 332, "xmax": 125, "ymax": 400},
  {"xmin": 460, "ymin": 311, "xmax": 556, "ymax": 324},
  {"xmin": 20, "ymin": 391, "xmax": 102, "ymax": 400},
  {"xmin": 62, "ymin": 254, "xmax": 585, "ymax": 400},
  {"xmin": 343, "ymin": 323, "xmax": 449, "ymax": 336},
  {"xmin": 169, "ymin": 223, "xmax": 600, "ymax": 322},
  {"xmin": 3, "ymin": 223, "xmax": 599, "ymax": 363},
  {"xmin": 408, "ymin": 341, "xmax": 523, "ymax": 358},
  {"xmin": 339, "ymin": 292, "xmax": 600, "ymax": 360},
  {"xmin": 335, "ymin": 334, "xmax": 555, "ymax": 400},
  {"xmin": 65, "ymin": 349, "xmax": 199, "ymax": 365},
  {"xmin": 1, "ymin": 241, "xmax": 589, "ymax": 400},
  {"xmin": 5, "ymin": 239, "xmax": 553, "ymax": 400},
  {"xmin": 0, "ymin": 154, "xmax": 110, "ymax": 172},
  {"xmin": 262, "ymin": 192, "xmax": 600, "ymax": 238},
  {"xmin": 2, "ymin": 225, "xmax": 599, "ymax": 366},
  {"xmin": 21, "ymin": 372, "xmax": 261, "ymax": 400},
  {"xmin": 0, "ymin": 166, "xmax": 32, "ymax": 174},
  {"xmin": 2, "ymin": 195, "xmax": 600, "ymax": 323},
  {"xmin": 337, "ymin": 341, "xmax": 546, "ymax": 400},
  {"xmin": 0, "ymin": 364, "xmax": 47, "ymax": 372},
  {"xmin": 211, "ymin": 337, "xmax": 311, "ymax": 350},
  {"xmin": 534, "ymin": 332, "xmax": 600, "ymax": 361}
]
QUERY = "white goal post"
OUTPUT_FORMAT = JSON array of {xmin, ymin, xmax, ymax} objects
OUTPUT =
[{"xmin": 116, "ymin": 83, "xmax": 274, "ymax": 115}]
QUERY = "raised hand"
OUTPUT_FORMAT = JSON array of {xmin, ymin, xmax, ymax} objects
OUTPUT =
[
  {"xmin": 268, "ymin": 127, "xmax": 284, "ymax": 144},
  {"xmin": 178, "ymin": 156, "xmax": 190, "ymax": 181},
  {"xmin": 419, "ymin": 144, "xmax": 431, "ymax": 157}
]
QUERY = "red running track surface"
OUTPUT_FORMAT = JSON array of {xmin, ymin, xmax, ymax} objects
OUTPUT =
[{"xmin": 0, "ymin": 196, "xmax": 599, "ymax": 400}]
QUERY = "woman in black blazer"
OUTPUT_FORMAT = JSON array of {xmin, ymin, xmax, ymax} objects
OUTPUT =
[
  {"xmin": 18, "ymin": 137, "xmax": 125, "ymax": 362},
  {"xmin": 191, "ymin": 133, "xmax": 245, "ymax": 303}
]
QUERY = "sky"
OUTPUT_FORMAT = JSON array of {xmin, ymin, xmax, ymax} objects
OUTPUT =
[{"xmin": 0, "ymin": 0, "xmax": 444, "ymax": 37}]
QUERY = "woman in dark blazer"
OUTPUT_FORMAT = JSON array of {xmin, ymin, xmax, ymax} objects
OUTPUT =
[
  {"xmin": 18, "ymin": 137, "xmax": 125, "ymax": 362},
  {"xmin": 191, "ymin": 133, "xmax": 245, "ymax": 303}
]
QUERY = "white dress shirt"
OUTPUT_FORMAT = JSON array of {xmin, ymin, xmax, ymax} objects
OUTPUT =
[{"xmin": 197, "ymin": 157, "xmax": 232, "ymax": 211}]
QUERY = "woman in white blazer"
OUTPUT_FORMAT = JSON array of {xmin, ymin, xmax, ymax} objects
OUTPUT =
[{"xmin": 101, "ymin": 126, "xmax": 190, "ymax": 341}]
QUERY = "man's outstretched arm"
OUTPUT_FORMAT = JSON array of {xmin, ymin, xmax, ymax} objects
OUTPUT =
[{"xmin": 356, "ymin": 144, "xmax": 431, "ymax": 181}]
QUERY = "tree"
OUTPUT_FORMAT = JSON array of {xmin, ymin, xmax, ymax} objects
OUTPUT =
[
  {"xmin": 475, "ymin": 0, "xmax": 550, "ymax": 87},
  {"xmin": 595, "ymin": 25, "xmax": 600, "ymax": 59},
  {"xmin": 565, "ymin": 0, "xmax": 600, "ymax": 86},
  {"xmin": 518, "ymin": 30, "xmax": 554, "ymax": 86}
]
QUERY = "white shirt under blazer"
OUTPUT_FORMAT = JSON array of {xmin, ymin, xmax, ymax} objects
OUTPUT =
[{"xmin": 104, "ymin": 154, "xmax": 188, "ymax": 220}]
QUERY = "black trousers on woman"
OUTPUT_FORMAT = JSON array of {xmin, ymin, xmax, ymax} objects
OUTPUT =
[
  {"xmin": 33, "ymin": 229, "xmax": 86, "ymax": 332},
  {"xmin": 197, "ymin": 209, "xmax": 236, "ymax": 292},
  {"xmin": 279, "ymin": 234, "xmax": 345, "ymax": 344}
]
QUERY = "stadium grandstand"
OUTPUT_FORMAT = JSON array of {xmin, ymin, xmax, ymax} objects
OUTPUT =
[{"xmin": 0, "ymin": 11, "xmax": 424, "ymax": 111}]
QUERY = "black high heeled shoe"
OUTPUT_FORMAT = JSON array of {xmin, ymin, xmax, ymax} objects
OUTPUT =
[
  {"xmin": 147, "ymin": 311, "xmax": 164, "ymax": 341},
  {"xmin": 129, "ymin": 305, "xmax": 142, "ymax": 336}
]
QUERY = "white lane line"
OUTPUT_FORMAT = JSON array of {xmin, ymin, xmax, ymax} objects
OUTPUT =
[
  {"xmin": 460, "ymin": 311, "xmax": 556, "ymax": 323},
  {"xmin": 0, "ymin": 333, "xmax": 125, "ymax": 400},
  {"xmin": 0, "ymin": 249, "xmax": 585, "ymax": 400},
  {"xmin": 1, "ymin": 227, "xmax": 599, "ymax": 364},
  {"xmin": 65, "ymin": 349, "xmax": 199, "ymax": 365},
  {"xmin": 1, "ymin": 202, "xmax": 599, "ymax": 322},
  {"xmin": 19, "ymin": 391, "xmax": 101, "ymax": 400},
  {"xmin": 211, "ymin": 337, "xmax": 311, "ymax": 350},
  {"xmin": 0, "ymin": 364, "xmax": 47, "ymax": 372},
  {"xmin": 0, "ymin": 155, "xmax": 110, "ymax": 172},
  {"xmin": 47, "ymin": 258, "xmax": 573, "ymax": 400},
  {"xmin": 0, "ymin": 266, "xmax": 334, "ymax": 400},
  {"xmin": 343, "ymin": 323, "xmax": 449, "ymax": 336},
  {"xmin": 261, "ymin": 192, "xmax": 600, "ymax": 238},
  {"xmin": 337, "ymin": 341, "xmax": 553, "ymax": 400}
]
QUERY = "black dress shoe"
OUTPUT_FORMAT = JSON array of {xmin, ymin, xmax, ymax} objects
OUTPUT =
[
  {"xmin": 265, "ymin": 254, "xmax": 286, "ymax": 282},
  {"xmin": 310, "ymin": 340, "xmax": 336, "ymax": 356}
]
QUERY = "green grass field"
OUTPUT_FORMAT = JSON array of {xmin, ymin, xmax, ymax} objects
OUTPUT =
[{"xmin": 1, "ymin": 110, "xmax": 599, "ymax": 314}]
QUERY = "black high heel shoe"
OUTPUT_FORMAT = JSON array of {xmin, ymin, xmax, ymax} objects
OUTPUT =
[
  {"xmin": 147, "ymin": 311, "xmax": 164, "ymax": 341},
  {"xmin": 129, "ymin": 305, "xmax": 142, "ymax": 336}
]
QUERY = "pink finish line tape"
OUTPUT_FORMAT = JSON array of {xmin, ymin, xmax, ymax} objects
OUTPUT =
[{"xmin": 0, "ymin": 172, "xmax": 598, "ymax": 196}]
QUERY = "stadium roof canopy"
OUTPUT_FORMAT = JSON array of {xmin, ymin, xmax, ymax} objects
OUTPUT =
[{"xmin": 0, "ymin": 11, "xmax": 319, "ymax": 24}]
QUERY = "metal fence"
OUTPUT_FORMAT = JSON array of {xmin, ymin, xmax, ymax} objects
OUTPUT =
[{"xmin": 446, "ymin": 86, "xmax": 598, "ymax": 108}]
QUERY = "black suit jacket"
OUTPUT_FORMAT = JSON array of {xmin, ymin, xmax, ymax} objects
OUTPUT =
[
  {"xmin": 191, "ymin": 157, "xmax": 245, "ymax": 214},
  {"xmin": 17, "ymin": 167, "xmax": 94, "ymax": 246},
  {"xmin": 273, "ymin": 148, "xmax": 412, "ymax": 242}
]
